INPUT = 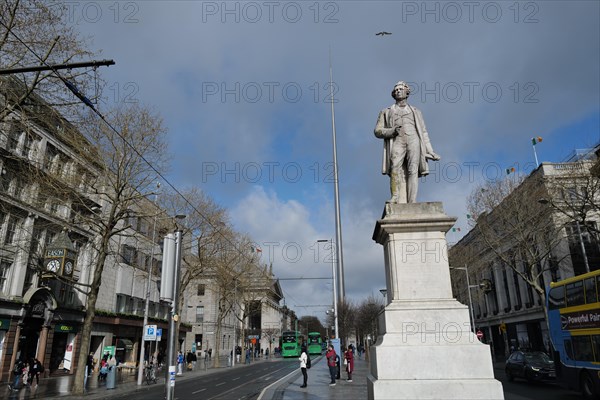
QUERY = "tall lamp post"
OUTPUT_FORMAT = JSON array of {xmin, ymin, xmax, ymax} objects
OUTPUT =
[
  {"xmin": 450, "ymin": 266, "xmax": 477, "ymax": 333},
  {"xmin": 318, "ymin": 239, "xmax": 338, "ymax": 339},
  {"xmin": 137, "ymin": 209, "xmax": 185, "ymax": 386}
]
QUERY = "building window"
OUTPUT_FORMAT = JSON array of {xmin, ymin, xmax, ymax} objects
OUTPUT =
[
  {"xmin": 6, "ymin": 122, "xmax": 21, "ymax": 153},
  {"xmin": 22, "ymin": 132, "xmax": 36, "ymax": 159},
  {"xmin": 44, "ymin": 143, "xmax": 58, "ymax": 171},
  {"xmin": 0, "ymin": 260, "xmax": 11, "ymax": 293},
  {"xmin": 196, "ymin": 306, "xmax": 204, "ymax": 323},
  {"xmin": 116, "ymin": 294, "xmax": 127, "ymax": 313},
  {"xmin": 23, "ymin": 265, "xmax": 36, "ymax": 296},
  {"xmin": 4, "ymin": 215, "xmax": 21, "ymax": 246},
  {"xmin": 120, "ymin": 244, "xmax": 136, "ymax": 265},
  {"xmin": 197, "ymin": 284, "xmax": 205, "ymax": 296}
]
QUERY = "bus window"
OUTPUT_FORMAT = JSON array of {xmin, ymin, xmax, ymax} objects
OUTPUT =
[
  {"xmin": 584, "ymin": 277, "xmax": 598, "ymax": 304},
  {"xmin": 592, "ymin": 335, "xmax": 600, "ymax": 362},
  {"xmin": 565, "ymin": 339, "xmax": 574, "ymax": 360},
  {"xmin": 565, "ymin": 281, "xmax": 585, "ymax": 307},
  {"xmin": 548, "ymin": 286, "xmax": 565, "ymax": 309},
  {"xmin": 573, "ymin": 336, "xmax": 594, "ymax": 362}
]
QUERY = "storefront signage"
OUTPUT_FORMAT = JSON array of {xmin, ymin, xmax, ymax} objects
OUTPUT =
[
  {"xmin": 54, "ymin": 324, "xmax": 77, "ymax": 333},
  {"xmin": 103, "ymin": 345, "xmax": 116, "ymax": 357}
]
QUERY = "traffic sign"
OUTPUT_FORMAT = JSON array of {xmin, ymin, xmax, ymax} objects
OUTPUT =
[
  {"xmin": 144, "ymin": 324, "xmax": 157, "ymax": 341},
  {"xmin": 156, "ymin": 328, "xmax": 162, "ymax": 341},
  {"xmin": 476, "ymin": 330, "xmax": 484, "ymax": 340}
]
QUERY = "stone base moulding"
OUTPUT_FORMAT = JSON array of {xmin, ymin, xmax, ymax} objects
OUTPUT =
[{"xmin": 368, "ymin": 202, "xmax": 504, "ymax": 400}]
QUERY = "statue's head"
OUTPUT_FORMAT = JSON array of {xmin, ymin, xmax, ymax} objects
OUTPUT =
[{"xmin": 391, "ymin": 81, "xmax": 410, "ymax": 100}]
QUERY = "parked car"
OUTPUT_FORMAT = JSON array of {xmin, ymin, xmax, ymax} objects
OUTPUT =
[{"xmin": 505, "ymin": 351, "xmax": 556, "ymax": 382}]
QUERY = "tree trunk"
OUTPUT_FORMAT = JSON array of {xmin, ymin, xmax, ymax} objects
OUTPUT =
[{"xmin": 71, "ymin": 232, "xmax": 111, "ymax": 394}]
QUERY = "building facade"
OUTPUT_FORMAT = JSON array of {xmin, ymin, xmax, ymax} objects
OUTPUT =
[{"xmin": 449, "ymin": 150, "xmax": 600, "ymax": 360}]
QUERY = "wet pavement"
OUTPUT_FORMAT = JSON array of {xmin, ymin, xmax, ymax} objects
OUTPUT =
[
  {"xmin": 0, "ymin": 356, "xmax": 245, "ymax": 400},
  {"xmin": 2, "ymin": 356, "xmax": 509, "ymax": 400},
  {"xmin": 260, "ymin": 356, "xmax": 510, "ymax": 400},
  {"xmin": 259, "ymin": 354, "xmax": 369, "ymax": 400}
]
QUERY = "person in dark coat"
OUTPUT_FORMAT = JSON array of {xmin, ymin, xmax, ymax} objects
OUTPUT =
[{"xmin": 344, "ymin": 345, "xmax": 354, "ymax": 382}]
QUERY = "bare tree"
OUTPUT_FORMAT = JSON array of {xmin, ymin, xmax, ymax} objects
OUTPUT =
[
  {"xmin": 459, "ymin": 174, "xmax": 568, "ymax": 317},
  {"xmin": 0, "ymin": 0, "xmax": 98, "ymax": 123},
  {"xmin": 325, "ymin": 297, "xmax": 356, "ymax": 346},
  {"xmin": 69, "ymin": 103, "xmax": 168, "ymax": 395},
  {"xmin": 354, "ymin": 295, "xmax": 384, "ymax": 360},
  {"xmin": 543, "ymin": 161, "xmax": 600, "ymax": 243}
]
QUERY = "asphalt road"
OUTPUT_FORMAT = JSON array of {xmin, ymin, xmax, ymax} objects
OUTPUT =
[{"xmin": 105, "ymin": 358, "xmax": 298, "ymax": 400}]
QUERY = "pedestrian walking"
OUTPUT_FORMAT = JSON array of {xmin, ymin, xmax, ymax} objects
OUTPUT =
[
  {"xmin": 326, "ymin": 345, "xmax": 337, "ymax": 386},
  {"xmin": 29, "ymin": 359, "xmax": 43, "ymax": 387},
  {"xmin": 177, "ymin": 351, "xmax": 184, "ymax": 375},
  {"xmin": 87, "ymin": 352, "xmax": 94, "ymax": 376},
  {"xmin": 9, "ymin": 359, "xmax": 24, "ymax": 391},
  {"xmin": 235, "ymin": 346, "xmax": 241, "ymax": 363},
  {"xmin": 344, "ymin": 345, "xmax": 354, "ymax": 382},
  {"xmin": 186, "ymin": 351, "xmax": 194, "ymax": 370},
  {"xmin": 298, "ymin": 345, "xmax": 308, "ymax": 388},
  {"xmin": 21, "ymin": 361, "xmax": 30, "ymax": 387}
]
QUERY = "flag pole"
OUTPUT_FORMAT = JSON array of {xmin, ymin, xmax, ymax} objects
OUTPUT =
[{"xmin": 533, "ymin": 144, "xmax": 539, "ymax": 168}]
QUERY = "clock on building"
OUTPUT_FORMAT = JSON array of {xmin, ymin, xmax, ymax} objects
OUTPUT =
[
  {"xmin": 46, "ymin": 259, "xmax": 60, "ymax": 273},
  {"xmin": 42, "ymin": 232, "xmax": 78, "ymax": 280},
  {"xmin": 64, "ymin": 261, "xmax": 73, "ymax": 276}
]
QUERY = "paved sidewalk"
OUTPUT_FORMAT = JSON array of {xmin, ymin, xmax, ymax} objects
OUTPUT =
[
  {"xmin": 2, "ymin": 355, "xmax": 507, "ymax": 400},
  {"xmin": 262, "ymin": 356, "xmax": 507, "ymax": 400},
  {"xmin": 261, "ymin": 355, "xmax": 369, "ymax": 400},
  {"xmin": 0, "ymin": 355, "xmax": 269, "ymax": 400}
]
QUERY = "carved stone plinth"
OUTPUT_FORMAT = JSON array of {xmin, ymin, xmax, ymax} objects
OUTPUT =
[{"xmin": 368, "ymin": 202, "xmax": 504, "ymax": 400}]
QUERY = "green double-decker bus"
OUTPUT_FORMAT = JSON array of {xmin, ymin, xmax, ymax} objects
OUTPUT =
[
  {"xmin": 307, "ymin": 332, "xmax": 323, "ymax": 355},
  {"xmin": 280, "ymin": 330, "xmax": 303, "ymax": 357}
]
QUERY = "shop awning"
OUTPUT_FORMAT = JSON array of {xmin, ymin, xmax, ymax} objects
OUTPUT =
[{"xmin": 116, "ymin": 339, "xmax": 134, "ymax": 351}]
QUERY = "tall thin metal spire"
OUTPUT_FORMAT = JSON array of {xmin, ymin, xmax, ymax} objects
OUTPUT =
[{"xmin": 329, "ymin": 47, "xmax": 345, "ymax": 300}]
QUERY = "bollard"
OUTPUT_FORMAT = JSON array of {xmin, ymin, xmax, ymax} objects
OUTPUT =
[{"xmin": 106, "ymin": 366, "xmax": 117, "ymax": 389}]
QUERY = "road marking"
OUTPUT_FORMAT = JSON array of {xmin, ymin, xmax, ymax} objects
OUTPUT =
[
  {"xmin": 192, "ymin": 388, "xmax": 206, "ymax": 394},
  {"xmin": 205, "ymin": 364, "xmax": 294, "ymax": 400},
  {"xmin": 216, "ymin": 382, "xmax": 226, "ymax": 386},
  {"xmin": 256, "ymin": 369, "xmax": 302, "ymax": 400},
  {"xmin": 232, "ymin": 377, "xmax": 240, "ymax": 381}
]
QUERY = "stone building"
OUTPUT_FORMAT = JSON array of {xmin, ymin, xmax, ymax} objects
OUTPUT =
[
  {"xmin": 182, "ymin": 264, "xmax": 285, "ymax": 362},
  {"xmin": 0, "ymin": 79, "xmax": 187, "ymax": 380},
  {"xmin": 449, "ymin": 148, "xmax": 600, "ymax": 360}
]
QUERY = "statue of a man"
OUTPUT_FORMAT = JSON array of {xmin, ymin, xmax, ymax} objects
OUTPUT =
[{"xmin": 374, "ymin": 81, "xmax": 440, "ymax": 203}]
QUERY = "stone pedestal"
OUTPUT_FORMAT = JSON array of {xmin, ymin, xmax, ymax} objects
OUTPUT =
[{"xmin": 367, "ymin": 202, "xmax": 504, "ymax": 400}]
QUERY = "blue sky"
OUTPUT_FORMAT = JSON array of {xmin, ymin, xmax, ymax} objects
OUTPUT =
[{"xmin": 71, "ymin": 0, "xmax": 600, "ymax": 319}]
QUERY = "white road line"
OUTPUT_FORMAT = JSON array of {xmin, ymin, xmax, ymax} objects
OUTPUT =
[
  {"xmin": 192, "ymin": 388, "xmax": 206, "ymax": 394},
  {"xmin": 256, "ymin": 368, "xmax": 301, "ymax": 400},
  {"xmin": 216, "ymin": 382, "xmax": 226, "ymax": 386}
]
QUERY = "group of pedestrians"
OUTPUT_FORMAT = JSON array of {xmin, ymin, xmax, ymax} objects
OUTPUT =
[
  {"xmin": 8, "ymin": 358, "xmax": 44, "ymax": 391},
  {"xmin": 298, "ymin": 344, "xmax": 354, "ymax": 389}
]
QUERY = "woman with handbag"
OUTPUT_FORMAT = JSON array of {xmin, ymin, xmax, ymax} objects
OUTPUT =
[{"xmin": 344, "ymin": 345, "xmax": 354, "ymax": 382}]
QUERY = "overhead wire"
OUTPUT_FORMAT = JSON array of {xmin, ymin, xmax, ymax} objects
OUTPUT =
[{"xmin": 0, "ymin": 19, "xmax": 265, "ymax": 273}]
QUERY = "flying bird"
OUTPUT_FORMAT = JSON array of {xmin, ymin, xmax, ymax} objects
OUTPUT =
[{"xmin": 376, "ymin": 31, "xmax": 392, "ymax": 36}]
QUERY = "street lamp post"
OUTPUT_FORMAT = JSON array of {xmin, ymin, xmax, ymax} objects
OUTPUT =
[
  {"xmin": 379, "ymin": 288, "xmax": 387, "ymax": 303},
  {"xmin": 166, "ymin": 229, "xmax": 184, "ymax": 400},
  {"xmin": 137, "ymin": 208, "xmax": 185, "ymax": 386},
  {"xmin": 450, "ymin": 266, "xmax": 477, "ymax": 333},
  {"xmin": 318, "ymin": 239, "xmax": 338, "ymax": 339}
]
